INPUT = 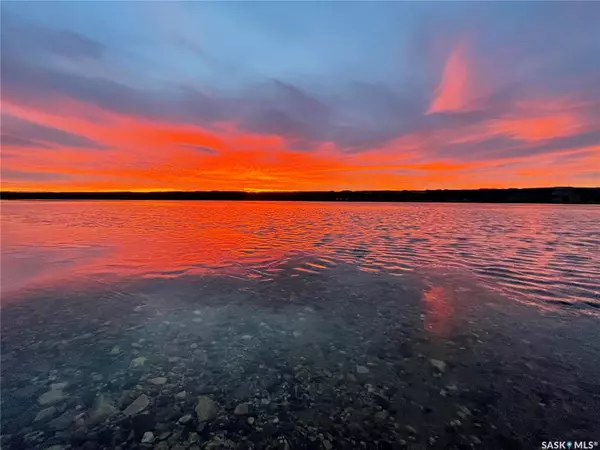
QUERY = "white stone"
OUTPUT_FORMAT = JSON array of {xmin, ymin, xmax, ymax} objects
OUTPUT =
[{"xmin": 141, "ymin": 431, "xmax": 154, "ymax": 444}]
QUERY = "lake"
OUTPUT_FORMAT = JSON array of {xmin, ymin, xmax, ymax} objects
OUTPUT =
[{"xmin": 1, "ymin": 201, "xmax": 599, "ymax": 449}]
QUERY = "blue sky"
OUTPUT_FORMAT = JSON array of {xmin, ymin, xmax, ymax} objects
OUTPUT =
[{"xmin": 1, "ymin": 1, "xmax": 599, "ymax": 191}]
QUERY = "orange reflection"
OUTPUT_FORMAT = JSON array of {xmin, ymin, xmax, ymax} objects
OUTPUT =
[{"xmin": 422, "ymin": 285, "xmax": 455, "ymax": 337}]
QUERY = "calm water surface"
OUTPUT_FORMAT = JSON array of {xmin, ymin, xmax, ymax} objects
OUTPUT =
[{"xmin": 1, "ymin": 201, "xmax": 599, "ymax": 450}]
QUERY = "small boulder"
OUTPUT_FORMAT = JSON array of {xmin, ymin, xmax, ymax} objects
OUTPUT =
[{"xmin": 148, "ymin": 377, "xmax": 167, "ymax": 386}]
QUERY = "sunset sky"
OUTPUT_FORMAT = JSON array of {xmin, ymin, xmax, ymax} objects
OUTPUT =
[{"xmin": 1, "ymin": 2, "xmax": 599, "ymax": 192}]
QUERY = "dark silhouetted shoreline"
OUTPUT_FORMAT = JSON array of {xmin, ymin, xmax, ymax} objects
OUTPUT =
[{"xmin": 1, "ymin": 187, "xmax": 599, "ymax": 204}]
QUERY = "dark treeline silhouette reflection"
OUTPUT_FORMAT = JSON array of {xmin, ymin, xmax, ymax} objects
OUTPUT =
[{"xmin": 2, "ymin": 187, "xmax": 599, "ymax": 203}]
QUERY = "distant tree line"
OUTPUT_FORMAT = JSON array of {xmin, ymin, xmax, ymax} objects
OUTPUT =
[{"xmin": 2, "ymin": 187, "xmax": 599, "ymax": 203}]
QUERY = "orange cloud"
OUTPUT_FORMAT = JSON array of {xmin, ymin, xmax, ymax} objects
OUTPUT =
[
  {"xmin": 427, "ymin": 42, "xmax": 475, "ymax": 114},
  {"xmin": 2, "ymin": 86, "xmax": 598, "ymax": 192}
]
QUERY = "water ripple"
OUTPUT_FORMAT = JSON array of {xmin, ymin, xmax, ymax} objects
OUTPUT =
[{"xmin": 2, "ymin": 201, "xmax": 599, "ymax": 312}]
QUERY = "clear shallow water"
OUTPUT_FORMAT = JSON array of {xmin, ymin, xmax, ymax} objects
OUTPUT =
[
  {"xmin": 1, "ymin": 201, "xmax": 600, "ymax": 450},
  {"xmin": 2, "ymin": 201, "xmax": 599, "ymax": 312}
]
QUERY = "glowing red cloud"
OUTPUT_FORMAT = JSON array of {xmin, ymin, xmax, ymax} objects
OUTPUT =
[{"xmin": 427, "ymin": 42, "xmax": 474, "ymax": 114}]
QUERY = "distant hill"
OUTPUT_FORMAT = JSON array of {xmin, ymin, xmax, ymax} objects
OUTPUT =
[{"xmin": 2, "ymin": 187, "xmax": 599, "ymax": 203}]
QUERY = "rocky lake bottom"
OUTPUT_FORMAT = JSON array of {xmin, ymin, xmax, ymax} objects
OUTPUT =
[{"xmin": 1, "ymin": 263, "xmax": 599, "ymax": 450}]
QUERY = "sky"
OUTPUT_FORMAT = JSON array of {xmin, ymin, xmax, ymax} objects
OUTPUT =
[{"xmin": 1, "ymin": 2, "xmax": 599, "ymax": 192}]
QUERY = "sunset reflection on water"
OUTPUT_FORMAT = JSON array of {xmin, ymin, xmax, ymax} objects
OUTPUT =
[{"xmin": 2, "ymin": 201, "xmax": 599, "ymax": 313}]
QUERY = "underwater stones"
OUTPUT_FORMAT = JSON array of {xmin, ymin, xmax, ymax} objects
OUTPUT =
[{"xmin": 175, "ymin": 390, "xmax": 186, "ymax": 400}]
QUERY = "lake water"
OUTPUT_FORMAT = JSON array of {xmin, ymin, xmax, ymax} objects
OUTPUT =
[{"xmin": 1, "ymin": 201, "xmax": 599, "ymax": 449}]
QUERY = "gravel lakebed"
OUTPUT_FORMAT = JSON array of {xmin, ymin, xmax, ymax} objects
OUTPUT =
[{"xmin": 1, "ymin": 264, "xmax": 599, "ymax": 449}]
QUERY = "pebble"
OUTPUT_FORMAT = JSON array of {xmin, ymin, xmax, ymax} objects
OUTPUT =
[
  {"xmin": 141, "ymin": 431, "xmax": 154, "ymax": 444},
  {"xmin": 50, "ymin": 382, "xmax": 68, "ymax": 390},
  {"xmin": 323, "ymin": 440, "xmax": 333, "ymax": 450},
  {"xmin": 430, "ymin": 359, "xmax": 446, "ymax": 372},
  {"xmin": 190, "ymin": 343, "xmax": 198, "ymax": 349},
  {"xmin": 148, "ymin": 377, "xmax": 167, "ymax": 385},
  {"xmin": 241, "ymin": 335, "xmax": 253, "ymax": 340},
  {"xmin": 247, "ymin": 417, "xmax": 255, "ymax": 425},
  {"xmin": 38, "ymin": 389, "xmax": 67, "ymax": 406},
  {"xmin": 123, "ymin": 394, "xmax": 149, "ymax": 416},
  {"xmin": 34, "ymin": 406, "xmax": 57, "ymax": 422},
  {"xmin": 179, "ymin": 414, "xmax": 193, "ymax": 424},
  {"xmin": 130, "ymin": 357, "xmax": 147, "ymax": 368},
  {"xmin": 356, "ymin": 365, "xmax": 370, "ymax": 374},
  {"xmin": 234, "ymin": 403, "xmax": 249, "ymax": 415},
  {"xmin": 175, "ymin": 390, "xmax": 187, "ymax": 400}
]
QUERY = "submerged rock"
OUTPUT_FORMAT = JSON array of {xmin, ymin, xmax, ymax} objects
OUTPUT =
[
  {"xmin": 141, "ymin": 431, "xmax": 154, "ymax": 444},
  {"xmin": 38, "ymin": 389, "xmax": 67, "ymax": 405},
  {"xmin": 175, "ymin": 390, "xmax": 187, "ymax": 400},
  {"xmin": 356, "ymin": 365, "xmax": 370, "ymax": 374},
  {"xmin": 109, "ymin": 345, "xmax": 121, "ymax": 355},
  {"xmin": 430, "ymin": 359, "xmax": 446, "ymax": 372},
  {"xmin": 123, "ymin": 394, "xmax": 149, "ymax": 416},
  {"xmin": 195, "ymin": 396, "xmax": 218, "ymax": 422},
  {"xmin": 48, "ymin": 411, "xmax": 74, "ymax": 430},
  {"xmin": 89, "ymin": 394, "xmax": 117, "ymax": 423},
  {"xmin": 148, "ymin": 377, "xmax": 167, "ymax": 386},
  {"xmin": 234, "ymin": 403, "xmax": 249, "ymax": 416},
  {"xmin": 130, "ymin": 357, "xmax": 147, "ymax": 368},
  {"xmin": 34, "ymin": 406, "xmax": 58, "ymax": 422},
  {"xmin": 178, "ymin": 414, "xmax": 193, "ymax": 424}
]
